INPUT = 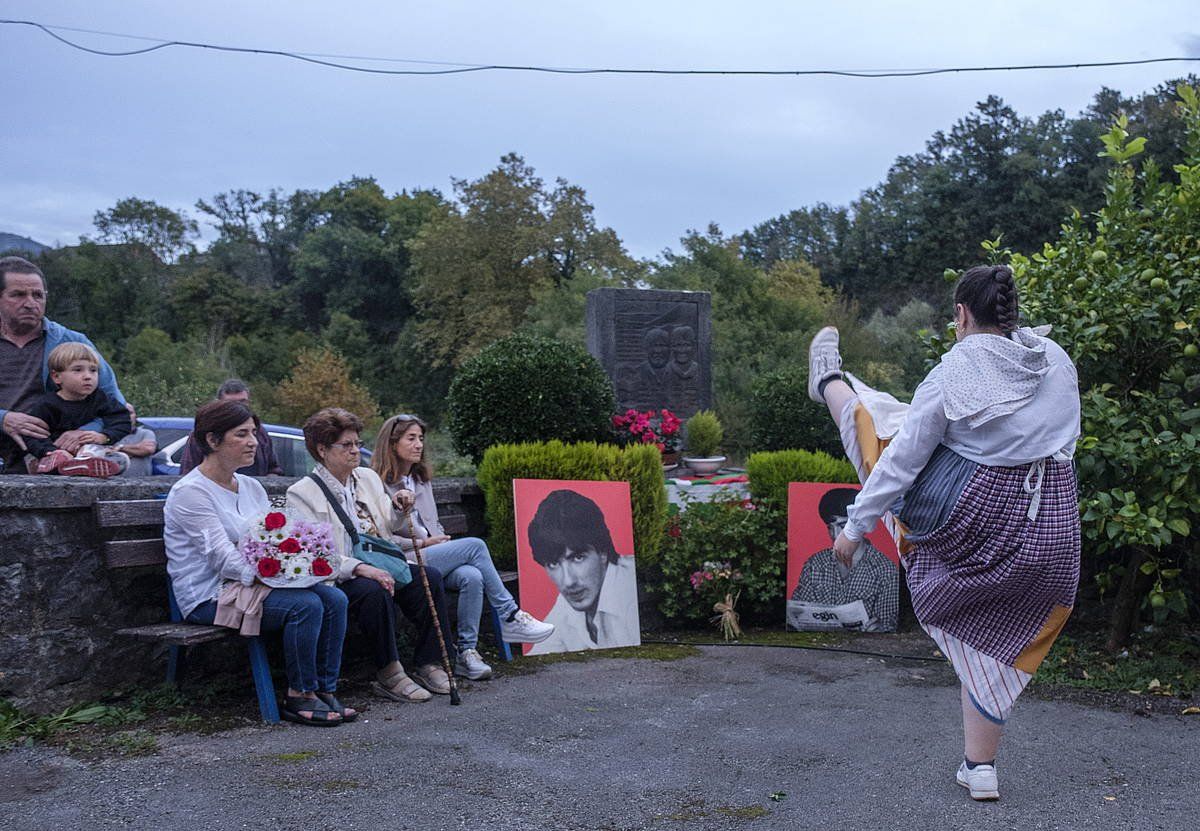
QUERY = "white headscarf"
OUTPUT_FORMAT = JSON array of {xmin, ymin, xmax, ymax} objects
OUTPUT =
[{"xmin": 938, "ymin": 327, "xmax": 1051, "ymax": 428}]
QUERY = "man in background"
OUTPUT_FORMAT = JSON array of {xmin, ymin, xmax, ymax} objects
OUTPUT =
[
  {"xmin": 115, "ymin": 407, "xmax": 157, "ymax": 477},
  {"xmin": 178, "ymin": 379, "xmax": 282, "ymax": 476}
]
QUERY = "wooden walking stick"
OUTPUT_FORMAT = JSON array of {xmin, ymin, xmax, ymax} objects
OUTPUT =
[{"xmin": 401, "ymin": 502, "xmax": 461, "ymax": 705}]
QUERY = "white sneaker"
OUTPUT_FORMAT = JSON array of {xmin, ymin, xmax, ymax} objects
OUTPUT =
[
  {"xmin": 807, "ymin": 325, "xmax": 843, "ymax": 403},
  {"xmin": 455, "ymin": 648, "xmax": 493, "ymax": 680},
  {"xmin": 499, "ymin": 610, "xmax": 554, "ymax": 644},
  {"xmin": 956, "ymin": 761, "xmax": 999, "ymax": 801}
]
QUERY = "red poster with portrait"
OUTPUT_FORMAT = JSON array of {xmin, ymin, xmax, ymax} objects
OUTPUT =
[
  {"xmin": 513, "ymin": 479, "xmax": 640, "ymax": 655},
  {"xmin": 786, "ymin": 482, "xmax": 900, "ymax": 633}
]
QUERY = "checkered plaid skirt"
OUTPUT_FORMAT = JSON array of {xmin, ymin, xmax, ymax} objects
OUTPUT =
[{"xmin": 905, "ymin": 459, "xmax": 1080, "ymax": 667}]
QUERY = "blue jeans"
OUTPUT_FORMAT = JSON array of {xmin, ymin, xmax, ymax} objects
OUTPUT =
[
  {"xmin": 421, "ymin": 537, "xmax": 517, "ymax": 652},
  {"xmin": 188, "ymin": 584, "xmax": 348, "ymax": 693}
]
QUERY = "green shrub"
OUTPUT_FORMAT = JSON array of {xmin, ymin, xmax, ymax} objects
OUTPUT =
[
  {"xmin": 446, "ymin": 333, "xmax": 615, "ymax": 463},
  {"xmin": 659, "ymin": 498, "xmax": 787, "ymax": 626},
  {"xmin": 746, "ymin": 449, "xmax": 858, "ymax": 506},
  {"xmin": 114, "ymin": 328, "xmax": 225, "ymax": 417},
  {"xmin": 476, "ymin": 440, "xmax": 667, "ymax": 569},
  {"xmin": 685, "ymin": 409, "xmax": 723, "ymax": 457},
  {"xmin": 749, "ymin": 366, "xmax": 845, "ymax": 457}
]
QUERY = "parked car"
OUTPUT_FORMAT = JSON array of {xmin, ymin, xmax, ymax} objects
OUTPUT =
[{"xmin": 139, "ymin": 417, "xmax": 371, "ymax": 477}]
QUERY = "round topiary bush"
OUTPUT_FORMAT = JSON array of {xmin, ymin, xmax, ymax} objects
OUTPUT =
[
  {"xmin": 749, "ymin": 366, "xmax": 844, "ymax": 457},
  {"xmin": 447, "ymin": 333, "xmax": 616, "ymax": 462}
]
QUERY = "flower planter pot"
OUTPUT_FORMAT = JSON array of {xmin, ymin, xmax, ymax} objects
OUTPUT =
[
  {"xmin": 661, "ymin": 451, "xmax": 681, "ymax": 474},
  {"xmin": 682, "ymin": 455, "xmax": 726, "ymax": 476}
]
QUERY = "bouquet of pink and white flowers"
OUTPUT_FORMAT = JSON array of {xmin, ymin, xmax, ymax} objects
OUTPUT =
[{"xmin": 240, "ymin": 511, "xmax": 339, "ymax": 588}]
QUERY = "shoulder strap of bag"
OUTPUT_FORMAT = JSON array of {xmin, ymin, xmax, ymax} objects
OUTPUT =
[{"xmin": 307, "ymin": 472, "xmax": 360, "ymax": 545}]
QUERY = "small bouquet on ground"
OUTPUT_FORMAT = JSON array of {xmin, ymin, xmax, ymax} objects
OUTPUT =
[
  {"xmin": 611, "ymin": 408, "xmax": 683, "ymax": 454},
  {"xmin": 240, "ymin": 511, "xmax": 339, "ymax": 588},
  {"xmin": 712, "ymin": 592, "xmax": 743, "ymax": 641},
  {"xmin": 689, "ymin": 560, "xmax": 746, "ymax": 640}
]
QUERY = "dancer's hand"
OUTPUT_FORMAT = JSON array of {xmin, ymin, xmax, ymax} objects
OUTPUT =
[{"xmin": 832, "ymin": 531, "xmax": 858, "ymax": 568}]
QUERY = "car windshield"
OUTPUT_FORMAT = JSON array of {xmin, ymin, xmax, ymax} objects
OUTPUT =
[{"xmin": 151, "ymin": 428, "xmax": 190, "ymax": 451}]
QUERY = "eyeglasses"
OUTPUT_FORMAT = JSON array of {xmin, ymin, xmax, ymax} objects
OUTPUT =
[{"xmin": 331, "ymin": 440, "xmax": 365, "ymax": 451}]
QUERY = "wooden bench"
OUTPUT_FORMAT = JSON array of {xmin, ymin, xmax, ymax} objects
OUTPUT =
[
  {"xmin": 95, "ymin": 498, "xmax": 281, "ymax": 723},
  {"xmin": 96, "ymin": 484, "xmax": 517, "ymax": 721}
]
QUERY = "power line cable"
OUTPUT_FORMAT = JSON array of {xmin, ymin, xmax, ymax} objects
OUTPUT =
[
  {"xmin": 4, "ymin": 18, "xmax": 1199, "ymax": 78},
  {"xmin": 3, "ymin": 19, "xmax": 486, "ymax": 68}
]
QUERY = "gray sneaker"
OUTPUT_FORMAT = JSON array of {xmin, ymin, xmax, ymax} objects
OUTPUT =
[
  {"xmin": 807, "ymin": 325, "xmax": 843, "ymax": 403},
  {"xmin": 455, "ymin": 648, "xmax": 493, "ymax": 681}
]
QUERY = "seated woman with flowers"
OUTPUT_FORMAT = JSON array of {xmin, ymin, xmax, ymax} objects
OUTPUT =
[{"xmin": 163, "ymin": 399, "xmax": 349, "ymax": 727}]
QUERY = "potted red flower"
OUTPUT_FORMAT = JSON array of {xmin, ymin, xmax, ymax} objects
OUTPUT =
[{"xmin": 611, "ymin": 408, "xmax": 683, "ymax": 469}]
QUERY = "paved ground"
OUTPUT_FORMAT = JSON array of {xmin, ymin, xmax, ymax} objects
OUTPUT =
[{"xmin": 2, "ymin": 642, "xmax": 1197, "ymax": 831}]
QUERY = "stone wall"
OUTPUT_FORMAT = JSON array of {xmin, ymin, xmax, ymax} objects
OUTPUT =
[{"xmin": 0, "ymin": 475, "xmax": 484, "ymax": 712}]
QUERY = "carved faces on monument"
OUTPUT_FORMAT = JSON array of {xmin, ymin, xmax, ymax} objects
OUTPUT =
[
  {"xmin": 667, "ymin": 325, "xmax": 699, "ymax": 413},
  {"xmin": 587, "ymin": 288, "xmax": 711, "ymax": 419},
  {"xmin": 635, "ymin": 327, "xmax": 673, "ymax": 400},
  {"xmin": 645, "ymin": 328, "xmax": 670, "ymax": 369},
  {"xmin": 621, "ymin": 319, "xmax": 701, "ymax": 414}
]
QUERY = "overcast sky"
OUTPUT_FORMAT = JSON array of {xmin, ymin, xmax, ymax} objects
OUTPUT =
[{"xmin": 3, "ymin": 1, "xmax": 1198, "ymax": 259}]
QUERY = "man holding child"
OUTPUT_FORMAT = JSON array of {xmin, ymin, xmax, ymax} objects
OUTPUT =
[{"xmin": 0, "ymin": 256, "xmax": 130, "ymax": 474}]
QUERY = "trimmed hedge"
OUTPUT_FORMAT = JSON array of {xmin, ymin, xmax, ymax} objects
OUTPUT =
[
  {"xmin": 476, "ymin": 441, "xmax": 668, "ymax": 570},
  {"xmin": 746, "ymin": 449, "xmax": 858, "ymax": 506},
  {"xmin": 446, "ymin": 333, "xmax": 615, "ymax": 463},
  {"xmin": 749, "ymin": 366, "xmax": 844, "ymax": 457}
]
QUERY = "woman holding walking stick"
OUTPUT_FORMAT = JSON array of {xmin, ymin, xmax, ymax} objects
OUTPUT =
[
  {"xmin": 286, "ymin": 407, "xmax": 456, "ymax": 703},
  {"xmin": 372, "ymin": 414, "xmax": 554, "ymax": 681},
  {"xmin": 808, "ymin": 265, "xmax": 1081, "ymax": 801}
]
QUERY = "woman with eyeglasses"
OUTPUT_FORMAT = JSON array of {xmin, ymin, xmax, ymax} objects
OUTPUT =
[
  {"xmin": 286, "ymin": 407, "xmax": 454, "ymax": 703},
  {"xmin": 372, "ymin": 413, "xmax": 554, "ymax": 681}
]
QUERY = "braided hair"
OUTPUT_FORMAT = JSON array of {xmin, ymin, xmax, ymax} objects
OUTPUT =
[{"xmin": 954, "ymin": 265, "xmax": 1019, "ymax": 335}]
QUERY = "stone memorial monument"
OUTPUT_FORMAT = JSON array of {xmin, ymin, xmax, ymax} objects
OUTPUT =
[{"xmin": 585, "ymin": 288, "xmax": 712, "ymax": 418}]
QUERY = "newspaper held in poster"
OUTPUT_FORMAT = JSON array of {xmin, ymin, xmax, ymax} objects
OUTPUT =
[{"xmin": 786, "ymin": 599, "xmax": 871, "ymax": 631}]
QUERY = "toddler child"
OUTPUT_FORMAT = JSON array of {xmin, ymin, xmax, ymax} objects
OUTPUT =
[{"xmin": 22, "ymin": 343, "xmax": 132, "ymax": 478}]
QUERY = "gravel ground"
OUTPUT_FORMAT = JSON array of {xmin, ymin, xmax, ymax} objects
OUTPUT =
[{"xmin": 2, "ymin": 643, "xmax": 1197, "ymax": 831}]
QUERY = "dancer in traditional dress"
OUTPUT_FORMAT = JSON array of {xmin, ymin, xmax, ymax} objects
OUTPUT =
[{"xmin": 808, "ymin": 265, "xmax": 1081, "ymax": 801}]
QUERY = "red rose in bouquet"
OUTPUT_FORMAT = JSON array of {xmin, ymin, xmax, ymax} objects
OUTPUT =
[
  {"xmin": 312, "ymin": 557, "xmax": 333, "ymax": 577},
  {"xmin": 278, "ymin": 537, "xmax": 302, "ymax": 554},
  {"xmin": 264, "ymin": 512, "xmax": 287, "ymax": 531},
  {"xmin": 258, "ymin": 557, "xmax": 281, "ymax": 578}
]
